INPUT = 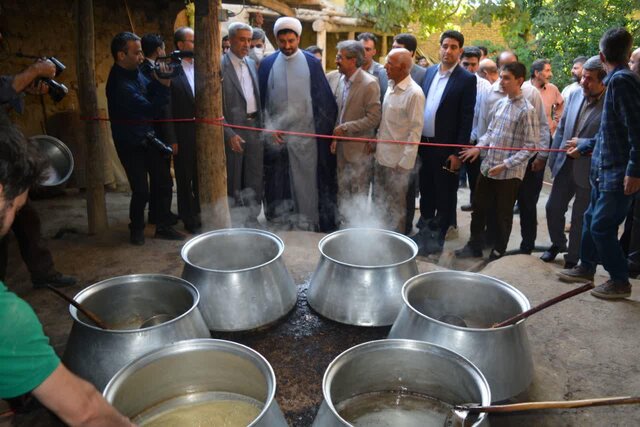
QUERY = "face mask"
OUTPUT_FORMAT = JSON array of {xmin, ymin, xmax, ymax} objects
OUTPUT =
[{"xmin": 250, "ymin": 47, "xmax": 265, "ymax": 61}]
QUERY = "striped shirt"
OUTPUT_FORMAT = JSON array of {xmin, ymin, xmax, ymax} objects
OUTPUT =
[{"xmin": 477, "ymin": 94, "xmax": 539, "ymax": 180}]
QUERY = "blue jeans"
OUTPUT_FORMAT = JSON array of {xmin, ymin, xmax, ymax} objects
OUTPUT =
[{"xmin": 580, "ymin": 187, "xmax": 633, "ymax": 282}]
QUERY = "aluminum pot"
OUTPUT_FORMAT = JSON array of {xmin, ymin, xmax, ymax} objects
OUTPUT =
[
  {"xmin": 31, "ymin": 134, "xmax": 74, "ymax": 186},
  {"xmin": 181, "ymin": 228, "xmax": 297, "ymax": 331},
  {"xmin": 63, "ymin": 274, "xmax": 210, "ymax": 391},
  {"xmin": 104, "ymin": 339, "xmax": 288, "ymax": 426},
  {"xmin": 312, "ymin": 339, "xmax": 491, "ymax": 427},
  {"xmin": 308, "ymin": 228, "xmax": 419, "ymax": 326},
  {"xmin": 388, "ymin": 271, "xmax": 534, "ymax": 402}
]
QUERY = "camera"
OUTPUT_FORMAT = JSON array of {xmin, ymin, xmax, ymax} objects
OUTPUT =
[
  {"xmin": 16, "ymin": 54, "xmax": 69, "ymax": 103},
  {"xmin": 144, "ymin": 132, "xmax": 173, "ymax": 156},
  {"xmin": 153, "ymin": 50, "xmax": 195, "ymax": 79}
]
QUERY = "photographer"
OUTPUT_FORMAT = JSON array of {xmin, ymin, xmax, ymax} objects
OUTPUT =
[
  {"xmin": 106, "ymin": 31, "xmax": 183, "ymax": 245},
  {"xmin": 0, "ymin": 59, "xmax": 76, "ymax": 289}
]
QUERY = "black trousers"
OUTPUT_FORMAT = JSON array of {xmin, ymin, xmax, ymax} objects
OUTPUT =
[
  {"xmin": 0, "ymin": 201, "xmax": 55, "ymax": 282},
  {"xmin": 418, "ymin": 144, "xmax": 460, "ymax": 242},
  {"xmin": 148, "ymin": 153, "xmax": 173, "ymax": 224},
  {"xmin": 465, "ymin": 157, "xmax": 482, "ymax": 204},
  {"xmin": 116, "ymin": 145, "xmax": 174, "ymax": 231},
  {"xmin": 620, "ymin": 193, "xmax": 640, "ymax": 271},
  {"xmin": 174, "ymin": 141, "xmax": 200, "ymax": 228},
  {"xmin": 517, "ymin": 156, "xmax": 545, "ymax": 251},
  {"xmin": 469, "ymin": 175, "xmax": 521, "ymax": 255}
]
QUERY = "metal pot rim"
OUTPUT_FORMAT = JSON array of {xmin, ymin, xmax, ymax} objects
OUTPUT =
[
  {"xmin": 318, "ymin": 228, "xmax": 418, "ymax": 269},
  {"xmin": 320, "ymin": 338, "xmax": 491, "ymax": 426},
  {"xmin": 32, "ymin": 134, "xmax": 74, "ymax": 187},
  {"xmin": 181, "ymin": 228, "xmax": 285, "ymax": 273},
  {"xmin": 69, "ymin": 274, "xmax": 201, "ymax": 333},
  {"xmin": 103, "ymin": 338, "xmax": 278, "ymax": 426},
  {"xmin": 401, "ymin": 271, "xmax": 531, "ymax": 332}
]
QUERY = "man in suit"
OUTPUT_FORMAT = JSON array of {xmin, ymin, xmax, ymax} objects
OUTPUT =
[
  {"xmin": 542, "ymin": 56, "xmax": 606, "ymax": 268},
  {"xmin": 221, "ymin": 22, "xmax": 263, "ymax": 227},
  {"xmin": 414, "ymin": 30, "xmax": 476, "ymax": 254},
  {"xmin": 165, "ymin": 27, "xmax": 201, "ymax": 234},
  {"xmin": 357, "ymin": 32, "xmax": 388, "ymax": 102},
  {"xmin": 329, "ymin": 40, "xmax": 381, "ymax": 224}
]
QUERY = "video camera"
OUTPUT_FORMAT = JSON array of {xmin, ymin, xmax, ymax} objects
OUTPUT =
[
  {"xmin": 154, "ymin": 50, "xmax": 194, "ymax": 79},
  {"xmin": 144, "ymin": 131, "xmax": 173, "ymax": 156},
  {"xmin": 16, "ymin": 53, "xmax": 69, "ymax": 103}
]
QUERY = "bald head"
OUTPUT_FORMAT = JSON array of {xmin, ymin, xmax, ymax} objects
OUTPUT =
[
  {"xmin": 630, "ymin": 47, "xmax": 640, "ymax": 76},
  {"xmin": 497, "ymin": 51, "xmax": 518, "ymax": 68},
  {"xmin": 478, "ymin": 58, "xmax": 499, "ymax": 83},
  {"xmin": 385, "ymin": 48, "xmax": 413, "ymax": 82}
]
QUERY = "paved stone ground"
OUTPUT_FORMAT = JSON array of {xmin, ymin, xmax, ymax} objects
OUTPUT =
[{"xmin": 1, "ymin": 186, "xmax": 639, "ymax": 426}]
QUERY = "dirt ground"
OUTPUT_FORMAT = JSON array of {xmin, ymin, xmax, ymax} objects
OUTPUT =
[{"xmin": 2, "ymin": 185, "xmax": 639, "ymax": 426}]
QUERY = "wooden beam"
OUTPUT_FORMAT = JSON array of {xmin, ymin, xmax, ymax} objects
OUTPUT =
[
  {"xmin": 250, "ymin": 0, "xmax": 295, "ymax": 16},
  {"xmin": 75, "ymin": 0, "xmax": 108, "ymax": 234},
  {"xmin": 194, "ymin": 0, "xmax": 231, "ymax": 229},
  {"xmin": 316, "ymin": 29, "xmax": 327, "ymax": 70}
]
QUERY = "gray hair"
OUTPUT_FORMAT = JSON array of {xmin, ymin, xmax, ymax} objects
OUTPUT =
[
  {"xmin": 252, "ymin": 27, "xmax": 266, "ymax": 42},
  {"xmin": 337, "ymin": 40, "xmax": 365, "ymax": 68},
  {"xmin": 583, "ymin": 55, "xmax": 607, "ymax": 81},
  {"xmin": 228, "ymin": 22, "xmax": 252, "ymax": 39}
]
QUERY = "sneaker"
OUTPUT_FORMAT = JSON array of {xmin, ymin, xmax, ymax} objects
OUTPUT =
[
  {"xmin": 130, "ymin": 228, "xmax": 145, "ymax": 245},
  {"xmin": 591, "ymin": 280, "xmax": 632, "ymax": 300},
  {"xmin": 155, "ymin": 226, "xmax": 185, "ymax": 241},
  {"xmin": 460, "ymin": 204, "xmax": 473, "ymax": 212},
  {"xmin": 454, "ymin": 244, "xmax": 482, "ymax": 258},
  {"xmin": 32, "ymin": 272, "xmax": 77, "ymax": 289},
  {"xmin": 445, "ymin": 226, "xmax": 458, "ymax": 241},
  {"xmin": 557, "ymin": 264, "xmax": 595, "ymax": 283},
  {"xmin": 488, "ymin": 249, "xmax": 503, "ymax": 261}
]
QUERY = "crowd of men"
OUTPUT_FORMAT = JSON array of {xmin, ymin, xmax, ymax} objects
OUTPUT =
[{"xmin": 104, "ymin": 20, "xmax": 640, "ymax": 301}]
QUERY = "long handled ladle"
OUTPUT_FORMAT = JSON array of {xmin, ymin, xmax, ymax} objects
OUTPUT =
[
  {"xmin": 46, "ymin": 285, "xmax": 110, "ymax": 330},
  {"xmin": 448, "ymin": 396, "xmax": 640, "ymax": 427},
  {"xmin": 491, "ymin": 282, "xmax": 594, "ymax": 328}
]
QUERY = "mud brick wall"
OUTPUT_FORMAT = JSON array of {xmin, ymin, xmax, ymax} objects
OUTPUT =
[{"xmin": 419, "ymin": 22, "xmax": 506, "ymax": 63}]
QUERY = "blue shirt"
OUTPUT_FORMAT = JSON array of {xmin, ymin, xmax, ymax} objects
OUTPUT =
[
  {"xmin": 578, "ymin": 66, "xmax": 640, "ymax": 191},
  {"xmin": 106, "ymin": 64, "xmax": 170, "ymax": 152}
]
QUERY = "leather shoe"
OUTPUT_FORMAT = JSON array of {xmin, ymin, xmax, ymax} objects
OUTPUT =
[
  {"xmin": 33, "ymin": 272, "xmax": 77, "ymax": 289},
  {"xmin": 185, "ymin": 223, "xmax": 202, "ymax": 234},
  {"xmin": 454, "ymin": 244, "xmax": 482, "ymax": 258},
  {"xmin": 155, "ymin": 226, "xmax": 185, "ymax": 241},
  {"xmin": 563, "ymin": 260, "xmax": 577, "ymax": 269},
  {"xmin": 460, "ymin": 204, "xmax": 473, "ymax": 212},
  {"xmin": 488, "ymin": 249, "xmax": 503, "ymax": 261},
  {"xmin": 130, "ymin": 229, "xmax": 145, "ymax": 245},
  {"xmin": 540, "ymin": 245, "xmax": 565, "ymax": 262}
]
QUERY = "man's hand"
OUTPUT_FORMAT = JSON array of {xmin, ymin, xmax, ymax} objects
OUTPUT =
[
  {"xmin": 330, "ymin": 140, "xmax": 337, "ymax": 155},
  {"xmin": 365, "ymin": 142, "xmax": 375, "ymax": 154},
  {"xmin": 153, "ymin": 62, "xmax": 172, "ymax": 87},
  {"xmin": 488, "ymin": 163, "xmax": 507, "ymax": 177},
  {"xmin": 531, "ymin": 157, "xmax": 546, "ymax": 172},
  {"xmin": 447, "ymin": 154, "xmax": 461, "ymax": 171},
  {"xmin": 624, "ymin": 176, "xmax": 640, "ymax": 195},
  {"xmin": 272, "ymin": 131, "xmax": 285, "ymax": 144},
  {"xmin": 11, "ymin": 59, "xmax": 56, "ymax": 95},
  {"xmin": 172, "ymin": 143, "xmax": 179, "ymax": 156},
  {"xmin": 229, "ymin": 135, "xmax": 245, "ymax": 153},
  {"xmin": 566, "ymin": 137, "xmax": 578, "ymax": 149},
  {"xmin": 31, "ymin": 59, "xmax": 57, "ymax": 80},
  {"xmin": 460, "ymin": 147, "xmax": 481, "ymax": 163},
  {"xmin": 333, "ymin": 126, "xmax": 346, "ymax": 137},
  {"xmin": 567, "ymin": 146, "xmax": 580, "ymax": 159},
  {"xmin": 24, "ymin": 80, "xmax": 49, "ymax": 95}
]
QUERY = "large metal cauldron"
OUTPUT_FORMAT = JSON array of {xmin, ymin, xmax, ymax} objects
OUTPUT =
[
  {"xmin": 388, "ymin": 271, "xmax": 534, "ymax": 402},
  {"xmin": 63, "ymin": 274, "xmax": 210, "ymax": 391},
  {"xmin": 104, "ymin": 339, "xmax": 288, "ymax": 426},
  {"xmin": 181, "ymin": 228, "xmax": 297, "ymax": 331},
  {"xmin": 308, "ymin": 228, "xmax": 418, "ymax": 326},
  {"xmin": 31, "ymin": 135, "xmax": 74, "ymax": 186},
  {"xmin": 312, "ymin": 339, "xmax": 491, "ymax": 427}
]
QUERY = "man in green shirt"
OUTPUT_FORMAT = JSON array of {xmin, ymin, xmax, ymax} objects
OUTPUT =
[{"xmin": 0, "ymin": 119, "xmax": 133, "ymax": 426}]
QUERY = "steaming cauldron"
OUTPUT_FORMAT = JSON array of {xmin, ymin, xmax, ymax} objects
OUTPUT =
[
  {"xmin": 311, "ymin": 339, "xmax": 491, "ymax": 427},
  {"xmin": 104, "ymin": 339, "xmax": 288, "ymax": 426},
  {"xmin": 308, "ymin": 228, "xmax": 419, "ymax": 326},
  {"xmin": 181, "ymin": 229, "xmax": 297, "ymax": 331},
  {"xmin": 63, "ymin": 274, "xmax": 210, "ymax": 391},
  {"xmin": 388, "ymin": 271, "xmax": 534, "ymax": 402}
]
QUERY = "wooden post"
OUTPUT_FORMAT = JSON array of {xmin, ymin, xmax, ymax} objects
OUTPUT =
[
  {"xmin": 317, "ymin": 29, "xmax": 327, "ymax": 70},
  {"xmin": 75, "ymin": 0, "xmax": 108, "ymax": 234},
  {"xmin": 380, "ymin": 34, "xmax": 388, "ymax": 62},
  {"xmin": 194, "ymin": 0, "xmax": 231, "ymax": 229}
]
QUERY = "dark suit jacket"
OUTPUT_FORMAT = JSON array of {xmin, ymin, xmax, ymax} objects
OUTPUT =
[
  {"xmin": 164, "ymin": 66, "xmax": 195, "ymax": 154},
  {"xmin": 411, "ymin": 63, "xmax": 427, "ymax": 87},
  {"xmin": 549, "ymin": 89, "xmax": 604, "ymax": 188},
  {"xmin": 420, "ymin": 64, "xmax": 476, "ymax": 157},
  {"xmin": 221, "ymin": 53, "xmax": 262, "ymax": 139}
]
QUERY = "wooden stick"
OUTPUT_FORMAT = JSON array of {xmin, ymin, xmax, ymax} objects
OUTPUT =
[
  {"xmin": 46, "ymin": 285, "xmax": 110, "ymax": 329},
  {"xmin": 459, "ymin": 396, "xmax": 640, "ymax": 413},
  {"xmin": 492, "ymin": 282, "xmax": 594, "ymax": 328}
]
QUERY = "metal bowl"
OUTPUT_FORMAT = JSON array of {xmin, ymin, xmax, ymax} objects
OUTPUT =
[
  {"xmin": 62, "ymin": 274, "xmax": 210, "ymax": 391},
  {"xmin": 388, "ymin": 271, "xmax": 534, "ymax": 402},
  {"xmin": 31, "ymin": 135, "xmax": 74, "ymax": 186},
  {"xmin": 104, "ymin": 339, "xmax": 288, "ymax": 427},
  {"xmin": 307, "ymin": 228, "xmax": 419, "ymax": 326},
  {"xmin": 181, "ymin": 228, "xmax": 297, "ymax": 331},
  {"xmin": 311, "ymin": 339, "xmax": 491, "ymax": 427}
]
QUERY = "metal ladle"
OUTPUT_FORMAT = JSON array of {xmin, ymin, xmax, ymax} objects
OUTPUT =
[{"xmin": 447, "ymin": 396, "xmax": 640, "ymax": 426}]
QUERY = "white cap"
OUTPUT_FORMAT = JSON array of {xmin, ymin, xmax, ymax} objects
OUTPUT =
[{"xmin": 273, "ymin": 17, "xmax": 302, "ymax": 37}]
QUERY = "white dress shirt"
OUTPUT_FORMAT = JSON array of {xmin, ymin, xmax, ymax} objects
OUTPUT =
[
  {"xmin": 376, "ymin": 74, "xmax": 426, "ymax": 170},
  {"xmin": 471, "ymin": 75, "xmax": 492, "ymax": 141},
  {"xmin": 181, "ymin": 59, "xmax": 195, "ymax": 96},
  {"xmin": 422, "ymin": 63, "xmax": 457, "ymax": 137},
  {"xmin": 229, "ymin": 51, "xmax": 258, "ymax": 114}
]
